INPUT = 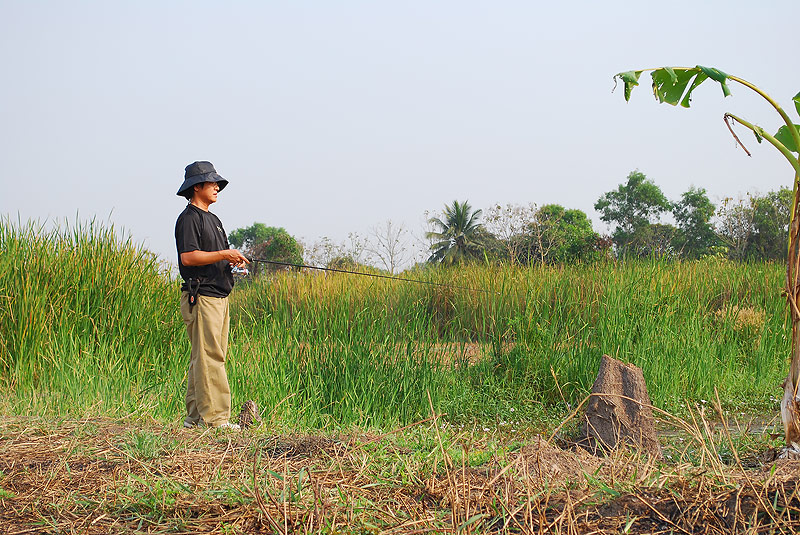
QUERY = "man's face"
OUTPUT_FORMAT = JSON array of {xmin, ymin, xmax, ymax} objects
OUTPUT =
[{"xmin": 193, "ymin": 181, "xmax": 220, "ymax": 205}]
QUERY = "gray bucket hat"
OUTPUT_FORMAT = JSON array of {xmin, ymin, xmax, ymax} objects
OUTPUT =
[{"xmin": 177, "ymin": 161, "xmax": 229, "ymax": 197}]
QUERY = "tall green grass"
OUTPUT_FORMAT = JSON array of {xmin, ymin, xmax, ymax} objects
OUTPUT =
[
  {"xmin": 0, "ymin": 218, "xmax": 185, "ymax": 417},
  {"xmin": 0, "ymin": 218, "xmax": 789, "ymax": 428}
]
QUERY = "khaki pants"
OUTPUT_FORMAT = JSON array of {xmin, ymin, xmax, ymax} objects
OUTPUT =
[{"xmin": 181, "ymin": 292, "xmax": 231, "ymax": 426}]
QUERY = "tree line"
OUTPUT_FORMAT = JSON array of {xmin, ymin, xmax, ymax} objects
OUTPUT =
[
  {"xmin": 229, "ymin": 169, "xmax": 792, "ymax": 273},
  {"xmin": 595, "ymin": 170, "xmax": 790, "ymax": 261}
]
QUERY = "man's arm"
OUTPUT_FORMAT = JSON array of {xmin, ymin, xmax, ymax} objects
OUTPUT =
[{"xmin": 181, "ymin": 249, "xmax": 249, "ymax": 268}]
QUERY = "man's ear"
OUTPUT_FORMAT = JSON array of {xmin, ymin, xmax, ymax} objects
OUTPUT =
[{"xmin": 186, "ymin": 183, "xmax": 199, "ymax": 201}]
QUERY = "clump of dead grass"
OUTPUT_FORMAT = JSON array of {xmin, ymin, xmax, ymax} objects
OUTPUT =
[
  {"xmin": 714, "ymin": 305, "xmax": 766, "ymax": 332},
  {"xmin": 1, "ymin": 410, "xmax": 799, "ymax": 534}
]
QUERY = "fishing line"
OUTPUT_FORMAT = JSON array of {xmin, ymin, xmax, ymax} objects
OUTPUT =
[{"xmin": 248, "ymin": 258, "xmax": 496, "ymax": 295}]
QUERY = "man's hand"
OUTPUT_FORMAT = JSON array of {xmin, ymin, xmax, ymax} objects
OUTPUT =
[
  {"xmin": 222, "ymin": 249, "xmax": 249, "ymax": 268},
  {"xmin": 181, "ymin": 249, "xmax": 249, "ymax": 268}
]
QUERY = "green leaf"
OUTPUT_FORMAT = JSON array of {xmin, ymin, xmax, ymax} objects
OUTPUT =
[
  {"xmin": 296, "ymin": 468, "xmax": 308, "ymax": 493},
  {"xmin": 794, "ymin": 91, "xmax": 800, "ymax": 118},
  {"xmin": 584, "ymin": 472, "xmax": 621, "ymax": 497},
  {"xmin": 663, "ymin": 67, "xmax": 678, "ymax": 84},
  {"xmin": 458, "ymin": 514, "xmax": 487, "ymax": 532},
  {"xmin": 265, "ymin": 469, "xmax": 285, "ymax": 481},
  {"xmin": 616, "ymin": 70, "xmax": 643, "ymax": 101},
  {"xmin": 753, "ymin": 130, "xmax": 763, "ymax": 144},
  {"xmin": 651, "ymin": 68, "xmax": 699, "ymax": 106},
  {"xmin": 775, "ymin": 124, "xmax": 800, "ymax": 153},
  {"xmin": 697, "ymin": 65, "xmax": 731, "ymax": 97},
  {"xmin": 680, "ymin": 71, "xmax": 709, "ymax": 108}
]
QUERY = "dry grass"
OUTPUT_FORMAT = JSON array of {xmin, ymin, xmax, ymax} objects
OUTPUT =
[
  {"xmin": 713, "ymin": 305, "xmax": 767, "ymax": 332},
  {"xmin": 1, "ymin": 413, "xmax": 800, "ymax": 534}
]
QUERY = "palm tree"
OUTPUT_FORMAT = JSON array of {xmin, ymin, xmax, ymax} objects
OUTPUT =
[{"xmin": 426, "ymin": 200, "xmax": 486, "ymax": 265}]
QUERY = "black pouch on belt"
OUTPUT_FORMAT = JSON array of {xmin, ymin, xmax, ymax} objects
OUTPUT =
[{"xmin": 187, "ymin": 278, "xmax": 201, "ymax": 308}]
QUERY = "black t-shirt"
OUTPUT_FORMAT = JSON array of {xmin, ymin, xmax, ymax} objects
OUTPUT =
[{"xmin": 175, "ymin": 204, "xmax": 234, "ymax": 298}]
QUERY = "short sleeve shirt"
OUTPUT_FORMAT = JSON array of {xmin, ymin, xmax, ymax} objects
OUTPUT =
[{"xmin": 175, "ymin": 204, "xmax": 234, "ymax": 298}]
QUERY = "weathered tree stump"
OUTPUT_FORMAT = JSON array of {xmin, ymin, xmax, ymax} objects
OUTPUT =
[{"xmin": 579, "ymin": 355, "xmax": 660, "ymax": 458}]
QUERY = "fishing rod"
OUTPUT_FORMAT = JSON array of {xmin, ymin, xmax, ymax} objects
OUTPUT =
[{"xmin": 247, "ymin": 258, "xmax": 496, "ymax": 295}]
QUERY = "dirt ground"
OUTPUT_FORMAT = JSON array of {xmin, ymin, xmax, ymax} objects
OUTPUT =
[{"xmin": 1, "ymin": 416, "xmax": 799, "ymax": 534}]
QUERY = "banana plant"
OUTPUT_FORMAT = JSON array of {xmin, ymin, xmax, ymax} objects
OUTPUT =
[{"xmin": 614, "ymin": 66, "xmax": 800, "ymax": 452}]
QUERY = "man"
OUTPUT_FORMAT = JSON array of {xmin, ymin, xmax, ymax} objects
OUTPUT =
[{"xmin": 175, "ymin": 161, "xmax": 248, "ymax": 430}]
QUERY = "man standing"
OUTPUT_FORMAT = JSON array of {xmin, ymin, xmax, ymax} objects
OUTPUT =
[{"xmin": 175, "ymin": 161, "xmax": 248, "ymax": 430}]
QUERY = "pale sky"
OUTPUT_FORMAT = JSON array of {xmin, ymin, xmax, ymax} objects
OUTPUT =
[{"xmin": 1, "ymin": 1, "xmax": 797, "ymax": 268}]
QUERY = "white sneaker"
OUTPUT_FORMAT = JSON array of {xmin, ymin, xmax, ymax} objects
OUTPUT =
[
  {"xmin": 183, "ymin": 419, "xmax": 240, "ymax": 431},
  {"xmin": 214, "ymin": 422, "xmax": 241, "ymax": 431}
]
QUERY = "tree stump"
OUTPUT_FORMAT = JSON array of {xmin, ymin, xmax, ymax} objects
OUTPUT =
[{"xmin": 579, "ymin": 355, "xmax": 660, "ymax": 458}]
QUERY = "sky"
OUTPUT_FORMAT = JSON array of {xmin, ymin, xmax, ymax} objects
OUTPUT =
[{"xmin": 1, "ymin": 1, "xmax": 798, "ymax": 269}]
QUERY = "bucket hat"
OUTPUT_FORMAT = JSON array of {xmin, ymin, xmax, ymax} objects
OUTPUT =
[{"xmin": 177, "ymin": 161, "xmax": 229, "ymax": 197}]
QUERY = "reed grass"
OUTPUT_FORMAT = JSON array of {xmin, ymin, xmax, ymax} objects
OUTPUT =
[
  {"xmin": 0, "ymin": 218, "xmax": 789, "ymax": 428},
  {"xmin": 0, "ymin": 217, "xmax": 184, "ymax": 418}
]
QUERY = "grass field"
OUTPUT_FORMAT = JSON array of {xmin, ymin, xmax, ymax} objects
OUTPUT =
[
  {"xmin": 0, "ymin": 218, "xmax": 789, "ymax": 426},
  {"xmin": 1, "ymin": 218, "xmax": 798, "ymax": 533}
]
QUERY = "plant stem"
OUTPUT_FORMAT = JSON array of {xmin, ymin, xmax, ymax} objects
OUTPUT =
[
  {"xmin": 724, "ymin": 114, "xmax": 800, "ymax": 178},
  {"xmin": 729, "ymin": 75, "xmax": 800, "ymax": 156}
]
